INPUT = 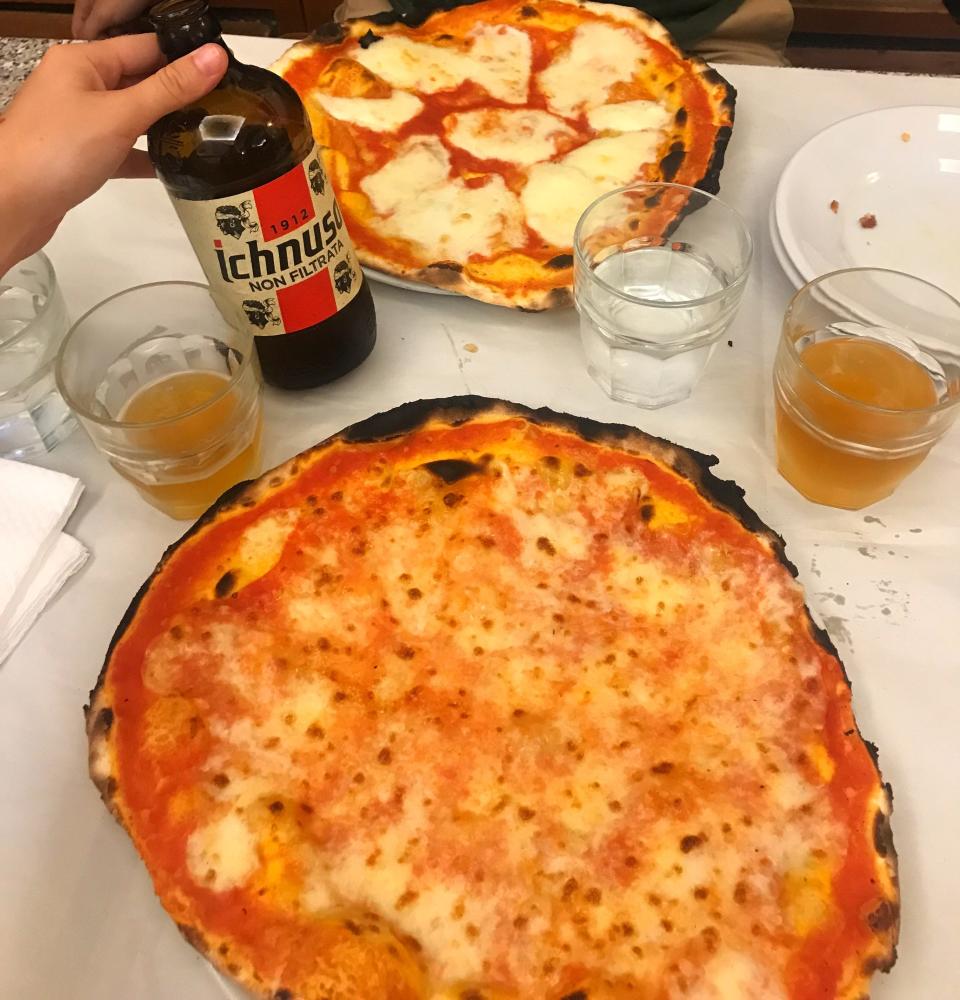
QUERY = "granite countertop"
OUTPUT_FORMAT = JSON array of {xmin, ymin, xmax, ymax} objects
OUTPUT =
[{"xmin": 0, "ymin": 37, "xmax": 61, "ymax": 110}]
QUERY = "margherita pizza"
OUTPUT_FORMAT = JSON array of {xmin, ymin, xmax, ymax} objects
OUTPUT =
[
  {"xmin": 271, "ymin": 0, "xmax": 735, "ymax": 308},
  {"xmin": 87, "ymin": 398, "xmax": 898, "ymax": 1000}
]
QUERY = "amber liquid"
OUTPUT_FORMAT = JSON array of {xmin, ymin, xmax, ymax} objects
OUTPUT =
[
  {"xmin": 116, "ymin": 371, "xmax": 261, "ymax": 520},
  {"xmin": 776, "ymin": 337, "xmax": 938, "ymax": 509}
]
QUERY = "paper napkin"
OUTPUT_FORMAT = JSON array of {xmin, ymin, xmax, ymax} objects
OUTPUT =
[{"xmin": 0, "ymin": 458, "xmax": 88, "ymax": 664}]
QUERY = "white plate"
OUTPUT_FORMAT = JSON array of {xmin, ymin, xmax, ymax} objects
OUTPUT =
[
  {"xmin": 362, "ymin": 265, "xmax": 456, "ymax": 296},
  {"xmin": 774, "ymin": 106, "xmax": 960, "ymax": 298},
  {"xmin": 768, "ymin": 202, "xmax": 805, "ymax": 289}
]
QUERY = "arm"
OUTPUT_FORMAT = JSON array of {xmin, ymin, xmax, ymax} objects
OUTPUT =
[
  {"xmin": 0, "ymin": 167, "xmax": 48, "ymax": 279},
  {"xmin": 73, "ymin": 0, "xmax": 153, "ymax": 40},
  {"xmin": 0, "ymin": 36, "xmax": 226, "ymax": 276}
]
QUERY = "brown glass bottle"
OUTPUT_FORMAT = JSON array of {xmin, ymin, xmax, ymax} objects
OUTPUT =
[{"xmin": 147, "ymin": 0, "xmax": 376, "ymax": 390}]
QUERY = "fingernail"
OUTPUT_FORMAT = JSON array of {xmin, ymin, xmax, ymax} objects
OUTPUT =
[{"xmin": 192, "ymin": 43, "xmax": 224, "ymax": 75}]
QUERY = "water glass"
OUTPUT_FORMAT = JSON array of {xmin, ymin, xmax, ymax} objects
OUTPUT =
[
  {"xmin": 0, "ymin": 252, "xmax": 75, "ymax": 458},
  {"xmin": 574, "ymin": 183, "xmax": 752, "ymax": 408},
  {"xmin": 774, "ymin": 268, "xmax": 960, "ymax": 509},
  {"xmin": 55, "ymin": 282, "xmax": 263, "ymax": 520}
]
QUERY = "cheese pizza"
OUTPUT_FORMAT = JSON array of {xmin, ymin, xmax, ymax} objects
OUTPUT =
[
  {"xmin": 87, "ymin": 398, "xmax": 898, "ymax": 1000},
  {"xmin": 271, "ymin": 0, "xmax": 735, "ymax": 308}
]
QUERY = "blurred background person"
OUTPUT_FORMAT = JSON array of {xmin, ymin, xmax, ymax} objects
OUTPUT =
[{"xmin": 73, "ymin": 0, "xmax": 795, "ymax": 66}]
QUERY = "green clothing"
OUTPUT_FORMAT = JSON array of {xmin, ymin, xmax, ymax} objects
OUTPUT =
[{"xmin": 387, "ymin": 0, "xmax": 746, "ymax": 46}]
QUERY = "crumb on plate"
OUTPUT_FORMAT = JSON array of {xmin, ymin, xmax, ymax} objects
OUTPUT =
[
  {"xmin": 901, "ymin": 131, "xmax": 911, "ymax": 142},
  {"xmin": 463, "ymin": 343, "xmax": 479, "ymax": 353},
  {"xmin": 829, "ymin": 199, "xmax": 839, "ymax": 214},
  {"xmin": 859, "ymin": 213, "xmax": 877, "ymax": 229}
]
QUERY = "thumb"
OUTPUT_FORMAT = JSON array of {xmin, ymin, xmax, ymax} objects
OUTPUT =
[{"xmin": 117, "ymin": 43, "xmax": 227, "ymax": 135}]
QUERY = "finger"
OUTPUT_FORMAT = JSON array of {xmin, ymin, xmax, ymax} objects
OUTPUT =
[
  {"xmin": 72, "ymin": 0, "xmax": 94, "ymax": 39},
  {"xmin": 117, "ymin": 72, "xmax": 153, "ymax": 88},
  {"xmin": 112, "ymin": 43, "xmax": 227, "ymax": 135},
  {"xmin": 112, "ymin": 148, "xmax": 155, "ymax": 179},
  {"xmin": 79, "ymin": 34, "xmax": 167, "ymax": 88}
]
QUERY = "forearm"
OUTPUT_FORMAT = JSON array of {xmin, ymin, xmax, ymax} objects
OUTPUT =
[
  {"xmin": 0, "ymin": 153, "xmax": 58, "ymax": 275},
  {"xmin": 0, "ymin": 37, "xmax": 226, "ymax": 278}
]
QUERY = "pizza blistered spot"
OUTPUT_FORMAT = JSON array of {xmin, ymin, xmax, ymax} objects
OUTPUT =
[
  {"xmin": 659, "ymin": 142, "xmax": 686, "ymax": 182},
  {"xmin": 421, "ymin": 459, "xmax": 485, "ymax": 484}
]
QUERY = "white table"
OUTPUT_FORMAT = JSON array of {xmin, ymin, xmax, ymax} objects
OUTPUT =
[{"xmin": 2, "ymin": 36, "xmax": 958, "ymax": 999}]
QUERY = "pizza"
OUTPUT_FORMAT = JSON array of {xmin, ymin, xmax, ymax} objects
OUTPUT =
[
  {"xmin": 271, "ymin": 0, "xmax": 735, "ymax": 309},
  {"xmin": 86, "ymin": 398, "xmax": 898, "ymax": 1000}
]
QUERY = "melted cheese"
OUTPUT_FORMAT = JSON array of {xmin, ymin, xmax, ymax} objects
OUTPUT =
[
  {"xmin": 563, "ymin": 131, "xmax": 666, "ymax": 184},
  {"xmin": 587, "ymin": 98, "xmax": 673, "ymax": 135},
  {"xmin": 390, "ymin": 175, "xmax": 522, "ymax": 262},
  {"xmin": 131, "ymin": 433, "xmax": 867, "ymax": 998},
  {"xmin": 443, "ymin": 108, "xmax": 574, "ymax": 165},
  {"xmin": 312, "ymin": 89, "xmax": 423, "ymax": 131},
  {"xmin": 353, "ymin": 24, "xmax": 531, "ymax": 103},
  {"xmin": 538, "ymin": 22, "xmax": 650, "ymax": 116},
  {"xmin": 186, "ymin": 813, "xmax": 259, "ymax": 892},
  {"xmin": 521, "ymin": 132, "xmax": 665, "ymax": 246},
  {"xmin": 223, "ymin": 510, "xmax": 300, "ymax": 594},
  {"xmin": 784, "ymin": 856, "xmax": 835, "ymax": 937},
  {"xmin": 361, "ymin": 135, "xmax": 451, "ymax": 215},
  {"xmin": 361, "ymin": 136, "xmax": 523, "ymax": 261},
  {"xmin": 521, "ymin": 162, "xmax": 608, "ymax": 247},
  {"xmin": 688, "ymin": 952, "xmax": 789, "ymax": 1000}
]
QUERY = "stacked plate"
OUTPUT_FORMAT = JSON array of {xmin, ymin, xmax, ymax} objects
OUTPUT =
[{"xmin": 770, "ymin": 105, "xmax": 960, "ymax": 298}]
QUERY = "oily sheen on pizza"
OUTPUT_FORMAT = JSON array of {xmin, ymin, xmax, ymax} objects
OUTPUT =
[
  {"xmin": 87, "ymin": 399, "xmax": 898, "ymax": 1000},
  {"xmin": 271, "ymin": 0, "xmax": 735, "ymax": 308}
]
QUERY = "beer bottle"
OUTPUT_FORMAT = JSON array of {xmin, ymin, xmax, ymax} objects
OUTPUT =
[{"xmin": 147, "ymin": 0, "xmax": 377, "ymax": 389}]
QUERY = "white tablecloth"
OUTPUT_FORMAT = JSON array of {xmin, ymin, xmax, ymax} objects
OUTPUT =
[{"xmin": 1, "ymin": 36, "xmax": 958, "ymax": 998}]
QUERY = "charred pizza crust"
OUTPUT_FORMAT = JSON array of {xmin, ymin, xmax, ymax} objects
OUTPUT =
[
  {"xmin": 87, "ymin": 398, "xmax": 898, "ymax": 1000},
  {"xmin": 272, "ymin": 0, "xmax": 736, "ymax": 309}
]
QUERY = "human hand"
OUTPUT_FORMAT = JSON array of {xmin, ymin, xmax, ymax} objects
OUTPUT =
[
  {"xmin": 0, "ymin": 35, "xmax": 227, "ymax": 275},
  {"xmin": 73, "ymin": 0, "xmax": 151, "ymax": 40}
]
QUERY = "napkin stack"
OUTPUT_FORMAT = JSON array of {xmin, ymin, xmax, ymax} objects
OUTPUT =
[{"xmin": 0, "ymin": 459, "xmax": 88, "ymax": 665}]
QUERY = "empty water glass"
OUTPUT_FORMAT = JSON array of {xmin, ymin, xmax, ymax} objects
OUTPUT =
[
  {"xmin": 0, "ymin": 252, "xmax": 75, "ymax": 458},
  {"xmin": 574, "ymin": 183, "xmax": 752, "ymax": 408}
]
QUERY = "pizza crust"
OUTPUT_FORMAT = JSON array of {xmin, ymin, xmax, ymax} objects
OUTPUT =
[
  {"xmin": 87, "ymin": 398, "xmax": 899, "ymax": 1000},
  {"xmin": 272, "ymin": 0, "xmax": 737, "ymax": 310}
]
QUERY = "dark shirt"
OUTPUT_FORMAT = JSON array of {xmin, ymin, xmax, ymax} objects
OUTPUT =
[
  {"xmin": 640, "ymin": 0, "xmax": 744, "ymax": 44},
  {"xmin": 386, "ymin": 0, "xmax": 746, "ymax": 45}
]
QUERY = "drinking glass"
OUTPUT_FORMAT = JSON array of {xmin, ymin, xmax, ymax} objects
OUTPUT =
[
  {"xmin": 0, "ymin": 252, "xmax": 75, "ymax": 459},
  {"xmin": 55, "ymin": 282, "xmax": 263, "ymax": 520},
  {"xmin": 574, "ymin": 182, "xmax": 752, "ymax": 408},
  {"xmin": 774, "ymin": 268, "xmax": 960, "ymax": 509}
]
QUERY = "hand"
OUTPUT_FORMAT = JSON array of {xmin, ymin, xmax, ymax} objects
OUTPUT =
[
  {"xmin": 0, "ymin": 35, "xmax": 227, "ymax": 275},
  {"xmin": 73, "ymin": 0, "xmax": 152, "ymax": 40}
]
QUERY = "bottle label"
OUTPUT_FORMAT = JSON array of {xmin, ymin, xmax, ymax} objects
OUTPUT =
[{"xmin": 169, "ymin": 144, "xmax": 361, "ymax": 337}]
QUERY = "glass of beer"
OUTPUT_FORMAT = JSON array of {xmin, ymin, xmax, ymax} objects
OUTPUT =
[
  {"xmin": 774, "ymin": 268, "xmax": 960, "ymax": 509},
  {"xmin": 56, "ymin": 282, "xmax": 263, "ymax": 520}
]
